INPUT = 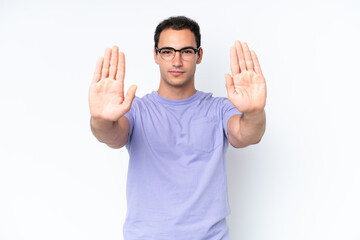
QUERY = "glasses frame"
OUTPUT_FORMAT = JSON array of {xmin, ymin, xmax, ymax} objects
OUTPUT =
[{"xmin": 155, "ymin": 46, "xmax": 201, "ymax": 61}]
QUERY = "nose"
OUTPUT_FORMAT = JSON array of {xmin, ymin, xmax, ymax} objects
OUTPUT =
[{"xmin": 172, "ymin": 51, "xmax": 183, "ymax": 67}]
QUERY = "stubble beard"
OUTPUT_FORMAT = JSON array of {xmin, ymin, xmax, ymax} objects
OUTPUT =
[
  {"xmin": 163, "ymin": 76, "xmax": 192, "ymax": 88},
  {"xmin": 161, "ymin": 70, "xmax": 195, "ymax": 88}
]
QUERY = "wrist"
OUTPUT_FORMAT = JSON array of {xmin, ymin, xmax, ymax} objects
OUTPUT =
[
  {"xmin": 90, "ymin": 116, "xmax": 116, "ymax": 130},
  {"xmin": 242, "ymin": 109, "xmax": 265, "ymax": 119}
]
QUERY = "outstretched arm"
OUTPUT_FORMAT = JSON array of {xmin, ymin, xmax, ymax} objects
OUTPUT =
[
  {"xmin": 89, "ymin": 46, "xmax": 137, "ymax": 149},
  {"xmin": 225, "ymin": 41, "xmax": 267, "ymax": 148}
]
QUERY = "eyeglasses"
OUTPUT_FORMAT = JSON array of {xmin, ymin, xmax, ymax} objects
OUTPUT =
[{"xmin": 155, "ymin": 46, "xmax": 200, "ymax": 61}]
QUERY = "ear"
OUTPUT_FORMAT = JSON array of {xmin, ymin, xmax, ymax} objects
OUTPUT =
[
  {"xmin": 153, "ymin": 48, "xmax": 159, "ymax": 64},
  {"xmin": 196, "ymin": 47, "xmax": 203, "ymax": 64}
]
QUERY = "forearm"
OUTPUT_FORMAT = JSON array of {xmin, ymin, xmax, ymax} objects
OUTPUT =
[
  {"xmin": 239, "ymin": 110, "xmax": 266, "ymax": 143},
  {"xmin": 90, "ymin": 116, "xmax": 129, "ymax": 149},
  {"xmin": 228, "ymin": 110, "xmax": 266, "ymax": 148}
]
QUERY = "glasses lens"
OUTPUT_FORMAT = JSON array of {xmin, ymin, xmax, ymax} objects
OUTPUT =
[
  {"xmin": 160, "ymin": 48, "xmax": 175, "ymax": 60},
  {"xmin": 180, "ymin": 48, "xmax": 196, "ymax": 60}
]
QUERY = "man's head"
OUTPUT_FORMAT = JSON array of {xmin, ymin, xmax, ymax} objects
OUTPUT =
[
  {"xmin": 154, "ymin": 16, "xmax": 201, "ymax": 49},
  {"xmin": 153, "ymin": 16, "xmax": 203, "ymax": 89}
]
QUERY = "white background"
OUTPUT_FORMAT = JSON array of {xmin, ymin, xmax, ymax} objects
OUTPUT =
[{"xmin": 1, "ymin": 0, "xmax": 359, "ymax": 239}]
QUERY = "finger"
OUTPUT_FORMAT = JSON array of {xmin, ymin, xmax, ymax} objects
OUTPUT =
[
  {"xmin": 123, "ymin": 85, "xmax": 137, "ymax": 108},
  {"xmin": 101, "ymin": 48, "xmax": 111, "ymax": 79},
  {"xmin": 250, "ymin": 50, "xmax": 263, "ymax": 75},
  {"xmin": 230, "ymin": 47, "xmax": 240, "ymax": 76},
  {"xmin": 225, "ymin": 74, "xmax": 235, "ymax": 95},
  {"xmin": 242, "ymin": 42, "xmax": 254, "ymax": 71},
  {"xmin": 235, "ymin": 40, "xmax": 246, "ymax": 72},
  {"xmin": 116, "ymin": 52, "xmax": 125, "ymax": 98},
  {"xmin": 116, "ymin": 51, "xmax": 125, "ymax": 81},
  {"xmin": 109, "ymin": 46, "xmax": 119, "ymax": 79},
  {"xmin": 92, "ymin": 57, "xmax": 103, "ymax": 84}
]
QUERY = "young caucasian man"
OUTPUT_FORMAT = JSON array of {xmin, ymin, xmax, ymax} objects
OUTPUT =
[{"xmin": 88, "ymin": 16, "xmax": 266, "ymax": 240}]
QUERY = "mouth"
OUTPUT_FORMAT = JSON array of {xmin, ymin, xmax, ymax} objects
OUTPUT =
[{"xmin": 169, "ymin": 70, "xmax": 185, "ymax": 76}]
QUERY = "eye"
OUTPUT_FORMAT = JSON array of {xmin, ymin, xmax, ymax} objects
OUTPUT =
[
  {"xmin": 160, "ymin": 49, "xmax": 174, "ymax": 55},
  {"xmin": 181, "ymin": 49, "xmax": 195, "ymax": 55}
]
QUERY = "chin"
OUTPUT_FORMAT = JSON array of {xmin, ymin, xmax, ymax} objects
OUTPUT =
[
  {"xmin": 162, "ymin": 75, "xmax": 187, "ymax": 87},
  {"xmin": 166, "ymin": 79, "xmax": 190, "ymax": 88}
]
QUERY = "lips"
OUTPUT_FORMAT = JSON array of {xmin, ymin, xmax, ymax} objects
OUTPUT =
[{"xmin": 169, "ymin": 70, "xmax": 185, "ymax": 76}]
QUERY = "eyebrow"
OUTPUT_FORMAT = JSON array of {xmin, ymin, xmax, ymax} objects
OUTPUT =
[{"xmin": 158, "ymin": 46, "xmax": 196, "ymax": 49}]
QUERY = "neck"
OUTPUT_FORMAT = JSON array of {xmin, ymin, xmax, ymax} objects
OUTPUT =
[{"xmin": 157, "ymin": 80, "xmax": 197, "ymax": 100}]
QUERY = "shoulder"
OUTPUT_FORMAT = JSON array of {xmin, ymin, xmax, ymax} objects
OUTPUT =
[
  {"xmin": 127, "ymin": 91, "xmax": 162, "ymax": 118},
  {"xmin": 131, "ymin": 91, "xmax": 156, "ymax": 107},
  {"xmin": 196, "ymin": 90, "xmax": 230, "ymax": 107}
]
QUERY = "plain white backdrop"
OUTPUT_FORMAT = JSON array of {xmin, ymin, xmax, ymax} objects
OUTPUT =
[{"xmin": 1, "ymin": 0, "xmax": 359, "ymax": 239}]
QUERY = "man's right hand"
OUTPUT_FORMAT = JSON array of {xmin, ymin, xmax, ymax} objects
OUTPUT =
[{"xmin": 88, "ymin": 46, "xmax": 137, "ymax": 122}]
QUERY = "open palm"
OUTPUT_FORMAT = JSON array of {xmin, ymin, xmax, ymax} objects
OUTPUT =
[
  {"xmin": 225, "ymin": 41, "xmax": 266, "ymax": 114},
  {"xmin": 88, "ymin": 46, "xmax": 137, "ymax": 122}
]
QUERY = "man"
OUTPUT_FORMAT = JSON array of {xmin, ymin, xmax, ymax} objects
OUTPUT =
[{"xmin": 89, "ymin": 16, "xmax": 266, "ymax": 240}]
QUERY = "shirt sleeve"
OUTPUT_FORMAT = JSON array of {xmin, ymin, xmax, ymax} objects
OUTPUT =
[
  {"xmin": 221, "ymin": 97, "xmax": 243, "ymax": 141},
  {"xmin": 124, "ymin": 97, "xmax": 139, "ymax": 147}
]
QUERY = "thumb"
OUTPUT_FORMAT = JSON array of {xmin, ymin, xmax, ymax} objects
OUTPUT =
[
  {"xmin": 123, "ymin": 84, "xmax": 137, "ymax": 107},
  {"xmin": 225, "ymin": 74, "xmax": 235, "ymax": 95}
]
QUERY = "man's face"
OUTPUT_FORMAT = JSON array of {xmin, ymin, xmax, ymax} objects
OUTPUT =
[{"xmin": 154, "ymin": 29, "xmax": 202, "ymax": 88}]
